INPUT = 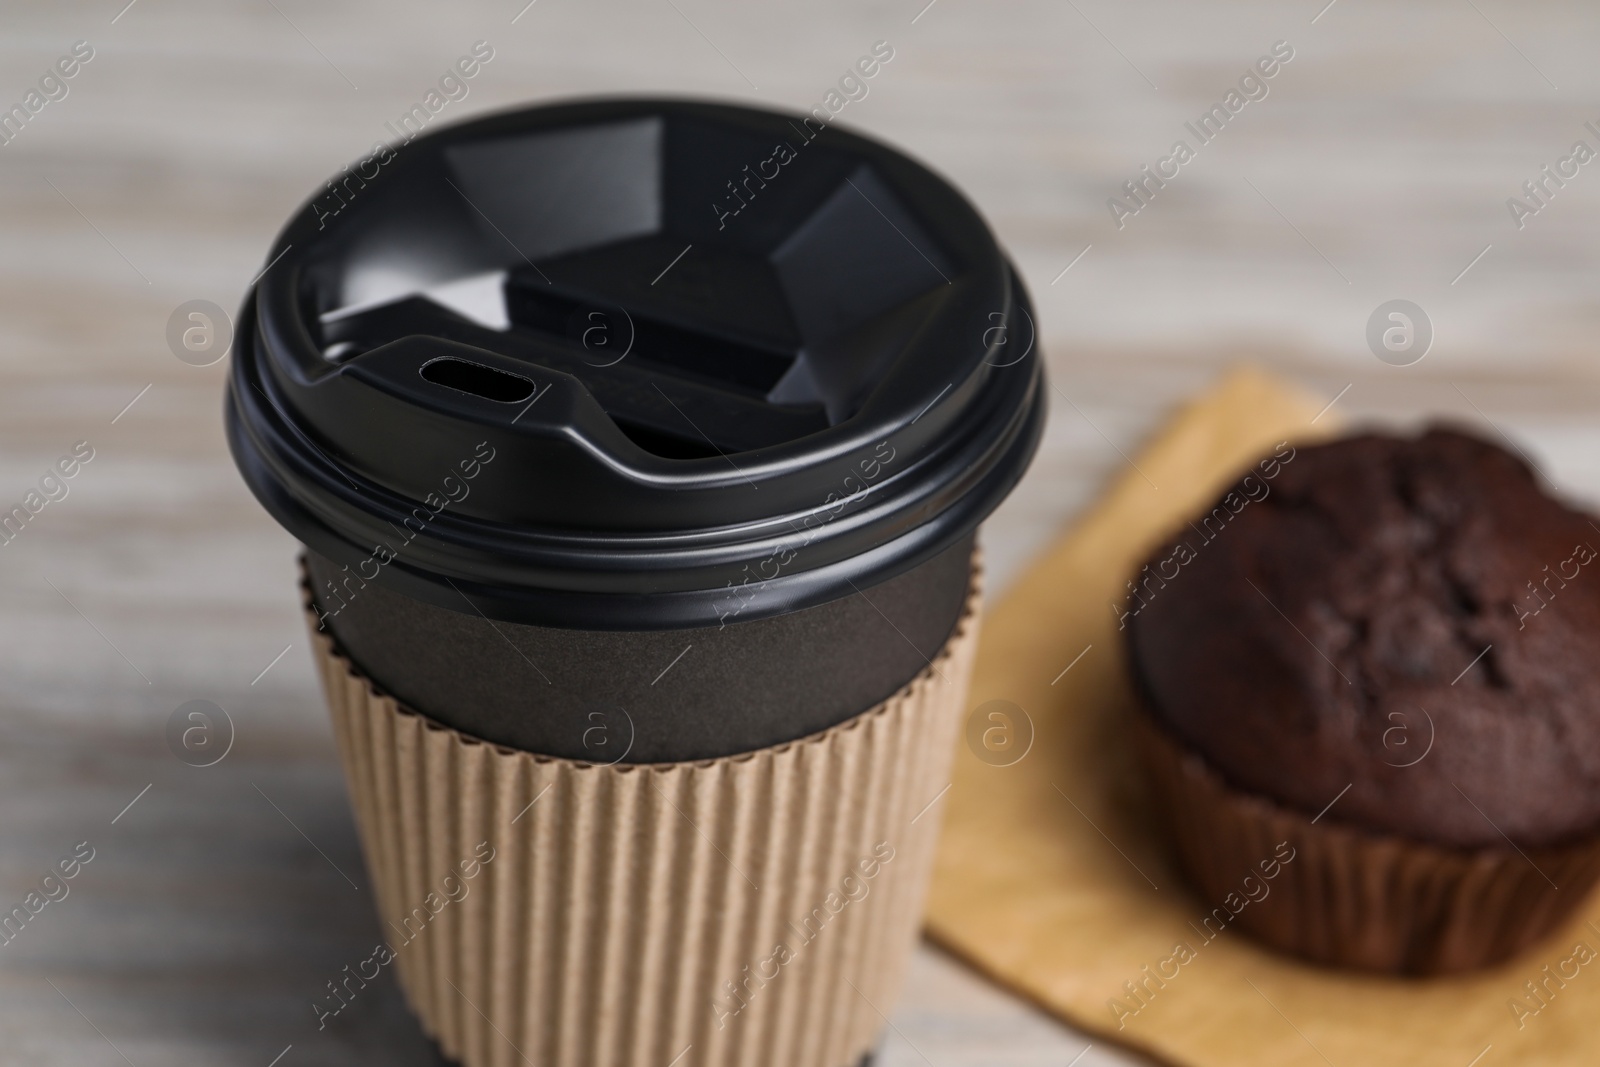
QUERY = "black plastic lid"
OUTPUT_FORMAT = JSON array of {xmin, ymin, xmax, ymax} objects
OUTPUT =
[{"xmin": 227, "ymin": 97, "xmax": 1045, "ymax": 629}]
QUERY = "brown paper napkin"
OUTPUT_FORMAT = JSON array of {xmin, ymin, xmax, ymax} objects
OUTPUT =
[{"xmin": 926, "ymin": 369, "xmax": 1600, "ymax": 1067}]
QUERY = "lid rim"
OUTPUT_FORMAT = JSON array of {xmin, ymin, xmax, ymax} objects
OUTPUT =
[{"xmin": 231, "ymin": 363, "xmax": 1044, "ymax": 629}]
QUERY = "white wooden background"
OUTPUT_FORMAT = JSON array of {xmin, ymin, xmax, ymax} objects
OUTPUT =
[{"xmin": 1, "ymin": 0, "xmax": 1597, "ymax": 1063}]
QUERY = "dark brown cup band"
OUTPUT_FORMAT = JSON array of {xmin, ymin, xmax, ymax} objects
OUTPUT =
[{"xmin": 305, "ymin": 533, "xmax": 974, "ymax": 764}]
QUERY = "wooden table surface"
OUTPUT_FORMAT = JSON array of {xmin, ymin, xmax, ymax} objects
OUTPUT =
[{"xmin": 1, "ymin": 0, "xmax": 1596, "ymax": 1063}]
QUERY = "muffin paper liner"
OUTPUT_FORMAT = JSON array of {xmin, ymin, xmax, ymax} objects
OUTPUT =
[
  {"xmin": 302, "ymin": 557, "xmax": 981, "ymax": 1067},
  {"xmin": 1134, "ymin": 708, "xmax": 1600, "ymax": 975}
]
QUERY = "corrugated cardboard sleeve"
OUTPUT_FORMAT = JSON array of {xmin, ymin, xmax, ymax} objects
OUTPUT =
[{"xmin": 304, "ymin": 562, "xmax": 982, "ymax": 1067}]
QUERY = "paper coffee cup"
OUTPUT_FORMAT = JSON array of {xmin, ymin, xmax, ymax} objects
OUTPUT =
[{"xmin": 228, "ymin": 98, "xmax": 1044, "ymax": 1065}]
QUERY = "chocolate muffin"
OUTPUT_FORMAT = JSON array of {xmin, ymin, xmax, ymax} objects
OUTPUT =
[{"xmin": 1125, "ymin": 427, "xmax": 1600, "ymax": 973}]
